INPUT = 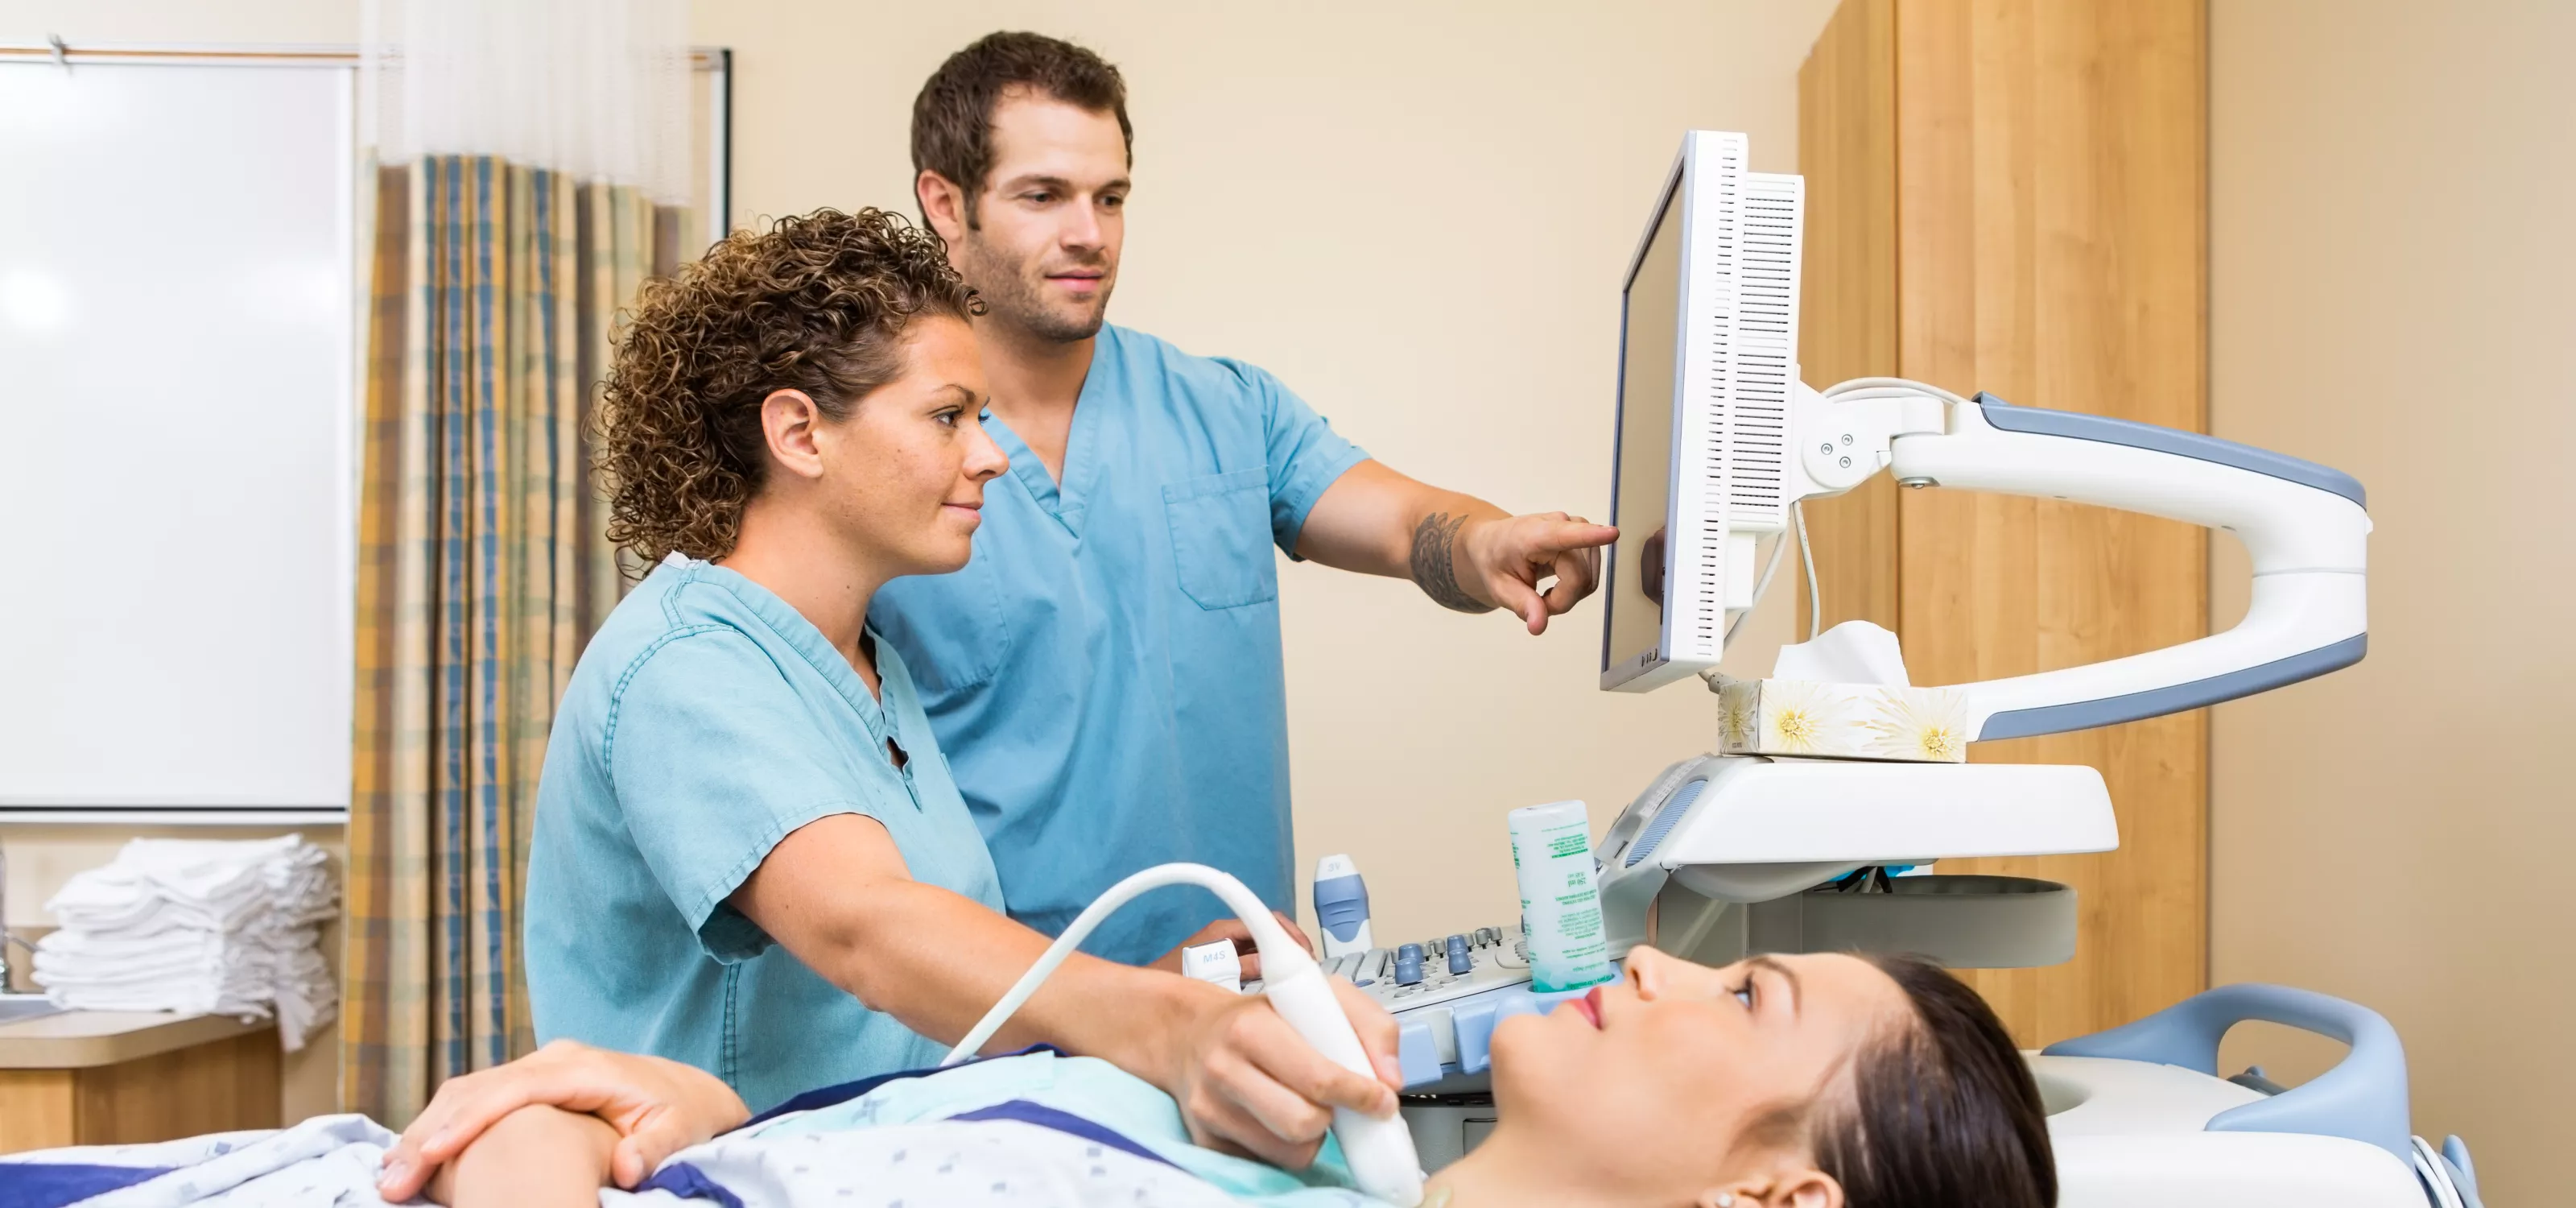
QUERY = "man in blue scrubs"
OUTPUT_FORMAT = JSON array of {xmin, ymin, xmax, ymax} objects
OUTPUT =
[{"xmin": 871, "ymin": 33, "xmax": 1617, "ymax": 966}]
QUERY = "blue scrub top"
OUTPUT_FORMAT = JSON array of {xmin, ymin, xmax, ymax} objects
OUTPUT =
[
  {"xmin": 526, "ymin": 556, "xmax": 1005, "ymax": 1113},
  {"xmin": 870, "ymin": 325, "xmax": 1368, "ymax": 965}
]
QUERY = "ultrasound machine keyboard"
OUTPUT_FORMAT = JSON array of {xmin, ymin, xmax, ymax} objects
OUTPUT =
[
  {"xmin": 1208, "ymin": 859, "xmax": 1604, "ymax": 1090},
  {"xmin": 1320, "ymin": 925, "xmax": 1590, "ymax": 1089}
]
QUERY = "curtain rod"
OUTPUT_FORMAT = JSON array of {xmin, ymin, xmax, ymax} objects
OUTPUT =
[{"xmin": 0, "ymin": 40, "xmax": 729, "ymax": 70}]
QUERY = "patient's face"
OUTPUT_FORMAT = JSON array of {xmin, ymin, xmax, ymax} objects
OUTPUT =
[{"xmin": 1487, "ymin": 948, "xmax": 1905, "ymax": 1194}]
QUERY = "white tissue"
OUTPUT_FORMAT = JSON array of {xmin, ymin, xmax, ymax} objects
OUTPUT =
[{"xmin": 1769, "ymin": 620, "xmax": 1912, "ymax": 687}]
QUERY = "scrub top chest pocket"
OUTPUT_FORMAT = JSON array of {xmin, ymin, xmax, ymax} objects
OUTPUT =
[{"xmin": 1163, "ymin": 467, "xmax": 1279, "ymax": 610}]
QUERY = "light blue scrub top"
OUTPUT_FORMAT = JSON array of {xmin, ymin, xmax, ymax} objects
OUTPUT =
[
  {"xmin": 870, "ymin": 325, "xmax": 1368, "ymax": 966},
  {"xmin": 526, "ymin": 556, "xmax": 1005, "ymax": 1114}
]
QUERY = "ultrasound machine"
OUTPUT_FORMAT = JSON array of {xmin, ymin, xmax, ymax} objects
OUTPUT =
[{"xmin": 1218, "ymin": 131, "xmax": 2483, "ymax": 1207}]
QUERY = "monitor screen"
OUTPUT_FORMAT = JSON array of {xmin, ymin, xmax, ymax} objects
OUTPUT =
[{"xmin": 1604, "ymin": 186, "xmax": 1683, "ymax": 680}]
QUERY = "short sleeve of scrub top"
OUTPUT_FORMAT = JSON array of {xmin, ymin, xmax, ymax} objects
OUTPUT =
[
  {"xmin": 607, "ymin": 630, "xmax": 885, "ymax": 961},
  {"xmin": 526, "ymin": 558, "xmax": 1005, "ymax": 1113},
  {"xmin": 1232, "ymin": 356, "xmax": 1364, "ymax": 553}
]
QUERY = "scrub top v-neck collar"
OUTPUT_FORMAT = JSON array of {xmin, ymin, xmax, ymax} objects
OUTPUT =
[
  {"xmin": 684, "ymin": 558, "xmax": 910, "ymax": 777},
  {"xmin": 987, "ymin": 356, "xmax": 1111, "ymax": 540}
]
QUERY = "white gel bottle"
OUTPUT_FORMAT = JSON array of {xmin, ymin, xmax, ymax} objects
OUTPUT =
[{"xmin": 1508, "ymin": 800, "xmax": 1617, "ymax": 993}]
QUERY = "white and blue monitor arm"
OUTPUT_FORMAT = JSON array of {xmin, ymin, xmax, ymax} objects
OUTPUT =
[{"xmin": 1786, "ymin": 379, "xmax": 2372, "ymax": 743}]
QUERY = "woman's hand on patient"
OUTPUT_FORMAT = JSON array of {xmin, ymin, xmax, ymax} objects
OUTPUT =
[
  {"xmin": 1156, "ymin": 975, "xmax": 1402, "ymax": 1170},
  {"xmin": 376, "ymin": 1039, "xmax": 749, "ymax": 1201}
]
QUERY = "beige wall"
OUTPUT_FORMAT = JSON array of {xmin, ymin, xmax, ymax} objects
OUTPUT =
[
  {"xmin": 2, "ymin": 0, "xmax": 1828, "ymax": 1112},
  {"xmin": 2209, "ymin": 2, "xmax": 2576, "ymax": 1200}
]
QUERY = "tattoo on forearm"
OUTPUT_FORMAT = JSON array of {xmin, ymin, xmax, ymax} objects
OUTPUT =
[{"xmin": 1410, "ymin": 511, "xmax": 1494, "ymax": 614}]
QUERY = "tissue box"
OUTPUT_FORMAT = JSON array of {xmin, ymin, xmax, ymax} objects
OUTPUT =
[{"xmin": 1715, "ymin": 677, "xmax": 1971, "ymax": 763}]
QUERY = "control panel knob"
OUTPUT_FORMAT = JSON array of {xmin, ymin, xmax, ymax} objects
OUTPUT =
[
  {"xmin": 1393, "ymin": 943, "xmax": 1426, "ymax": 986},
  {"xmin": 1445, "ymin": 934, "xmax": 1472, "ymax": 975}
]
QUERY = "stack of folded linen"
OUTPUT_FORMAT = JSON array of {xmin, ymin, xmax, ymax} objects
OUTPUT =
[{"xmin": 32, "ymin": 834, "xmax": 338, "ymax": 1050}]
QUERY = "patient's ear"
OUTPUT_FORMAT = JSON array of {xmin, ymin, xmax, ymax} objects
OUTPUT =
[
  {"xmin": 1699, "ymin": 1166, "xmax": 1842, "ymax": 1208},
  {"xmin": 1781, "ymin": 1171, "xmax": 1842, "ymax": 1208}
]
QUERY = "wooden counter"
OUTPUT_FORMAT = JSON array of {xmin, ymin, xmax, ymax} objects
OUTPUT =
[{"xmin": 0, "ymin": 1010, "xmax": 279, "ymax": 1153}]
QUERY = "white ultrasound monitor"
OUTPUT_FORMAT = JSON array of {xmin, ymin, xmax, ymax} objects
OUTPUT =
[{"xmin": 1601, "ymin": 131, "xmax": 1802, "ymax": 693}]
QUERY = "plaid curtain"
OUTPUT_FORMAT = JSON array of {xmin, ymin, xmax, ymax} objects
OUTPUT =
[{"xmin": 343, "ymin": 155, "xmax": 683, "ymax": 1124}]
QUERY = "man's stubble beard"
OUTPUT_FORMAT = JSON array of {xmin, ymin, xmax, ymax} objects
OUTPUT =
[{"xmin": 959, "ymin": 230, "xmax": 1112, "ymax": 345}]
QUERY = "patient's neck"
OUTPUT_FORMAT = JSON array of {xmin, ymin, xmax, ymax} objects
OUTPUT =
[
  {"xmin": 1427, "ymin": 1131, "xmax": 1633, "ymax": 1208},
  {"xmin": 720, "ymin": 493, "xmax": 893, "ymax": 693}
]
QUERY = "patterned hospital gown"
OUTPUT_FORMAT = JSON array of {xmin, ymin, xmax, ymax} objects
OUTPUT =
[{"xmin": 0, "ymin": 1051, "xmax": 1393, "ymax": 1208}]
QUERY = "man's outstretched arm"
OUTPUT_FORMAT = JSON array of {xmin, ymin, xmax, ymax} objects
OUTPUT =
[{"xmin": 1294, "ymin": 460, "xmax": 1616, "ymax": 635}]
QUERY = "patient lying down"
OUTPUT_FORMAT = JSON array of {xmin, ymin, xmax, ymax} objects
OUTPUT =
[{"xmin": 5, "ymin": 950, "xmax": 2052, "ymax": 1208}]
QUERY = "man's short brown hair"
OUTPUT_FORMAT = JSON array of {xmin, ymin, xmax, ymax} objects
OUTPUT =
[{"xmin": 911, "ymin": 31, "xmax": 1132, "ymax": 229}]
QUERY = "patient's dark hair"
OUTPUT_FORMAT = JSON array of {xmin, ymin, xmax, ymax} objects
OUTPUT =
[{"xmin": 1819, "ymin": 954, "xmax": 2058, "ymax": 1207}]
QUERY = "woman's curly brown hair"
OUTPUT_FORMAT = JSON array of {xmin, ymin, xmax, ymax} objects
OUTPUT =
[{"xmin": 596, "ymin": 207, "xmax": 981, "ymax": 567}]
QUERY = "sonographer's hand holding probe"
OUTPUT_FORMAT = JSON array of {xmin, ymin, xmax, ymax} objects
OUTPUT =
[
  {"xmin": 1158, "ymin": 968, "xmax": 1406, "ymax": 1171},
  {"xmin": 946, "ymin": 863, "xmax": 1428, "ymax": 1206}
]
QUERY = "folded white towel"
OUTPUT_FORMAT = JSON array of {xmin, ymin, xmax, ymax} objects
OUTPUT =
[
  {"xmin": 48, "ymin": 836, "xmax": 332, "ymax": 934},
  {"xmin": 35, "ymin": 834, "xmax": 341, "ymax": 1052}
]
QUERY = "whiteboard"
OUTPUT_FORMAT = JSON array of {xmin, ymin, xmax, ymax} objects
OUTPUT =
[{"xmin": 0, "ymin": 61, "xmax": 357, "ymax": 817}]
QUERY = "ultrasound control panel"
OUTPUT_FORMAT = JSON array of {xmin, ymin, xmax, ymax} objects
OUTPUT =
[
  {"xmin": 1268, "ymin": 858, "xmax": 1608, "ymax": 1173},
  {"xmin": 1347, "ymin": 925, "xmax": 1548, "ymax": 1087},
  {"xmin": 1241, "ymin": 858, "xmax": 1604, "ymax": 1089},
  {"xmin": 1330, "ymin": 925, "xmax": 1525, "ymax": 998},
  {"xmin": 1245, "ymin": 923, "xmax": 1583, "ymax": 1087}
]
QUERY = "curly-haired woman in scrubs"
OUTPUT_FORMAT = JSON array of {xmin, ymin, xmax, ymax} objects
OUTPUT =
[{"xmin": 412, "ymin": 209, "xmax": 1398, "ymax": 1202}]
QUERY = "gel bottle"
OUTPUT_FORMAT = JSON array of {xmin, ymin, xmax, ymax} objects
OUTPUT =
[{"xmin": 1509, "ymin": 800, "xmax": 1617, "ymax": 992}]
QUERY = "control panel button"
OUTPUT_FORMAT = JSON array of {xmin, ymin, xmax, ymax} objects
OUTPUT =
[
  {"xmin": 1396, "ymin": 1018, "xmax": 1443, "ymax": 1086},
  {"xmin": 1393, "ymin": 943, "xmax": 1426, "ymax": 986}
]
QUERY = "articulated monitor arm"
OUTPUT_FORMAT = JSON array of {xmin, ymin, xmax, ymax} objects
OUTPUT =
[{"xmin": 1785, "ymin": 381, "xmax": 2372, "ymax": 743}]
